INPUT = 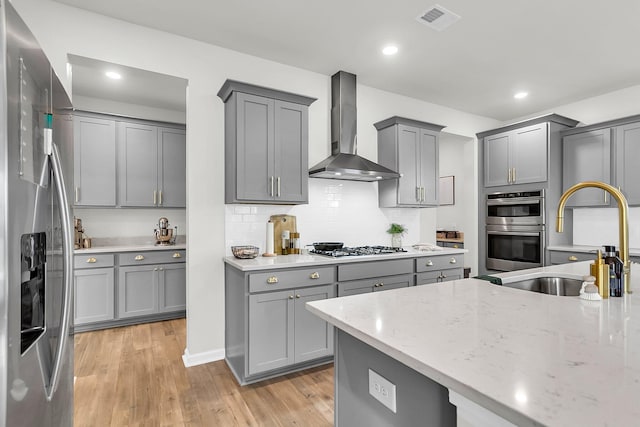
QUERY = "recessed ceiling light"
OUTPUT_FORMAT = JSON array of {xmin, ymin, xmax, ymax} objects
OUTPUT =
[
  {"xmin": 105, "ymin": 71, "xmax": 122, "ymax": 80},
  {"xmin": 382, "ymin": 45, "xmax": 398, "ymax": 56},
  {"xmin": 514, "ymin": 91, "xmax": 528, "ymax": 99}
]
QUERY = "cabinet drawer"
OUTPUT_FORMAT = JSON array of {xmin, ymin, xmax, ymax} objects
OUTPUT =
[
  {"xmin": 338, "ymin": 259, "xmax": 413, "ymax": 282},
  {"xmin": 119, "ymin": 250, "xmax": 186, "ymax": 266},
  {"xmin": 415, "ymin": 255, "xmax": 462, "ymax": 272},
  {"xmin": 249, "ymin": 266, "xmax": 335, "ymax": 293},
  {"xmin": 74, "ymin": 254, "xmax": 114, "ymax": 269},
  {"xmin": 338, "ymin": 274, "xmax": 413, "ymax": 297},
  {"xmin": 548, "ymin": 251, "xmax": 594, "ymax": 265}
]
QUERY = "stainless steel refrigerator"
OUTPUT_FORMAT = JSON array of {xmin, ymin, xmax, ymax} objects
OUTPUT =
[{"xmin": 0, "ymin": 1, "xmax": 74, "ymax": 426}]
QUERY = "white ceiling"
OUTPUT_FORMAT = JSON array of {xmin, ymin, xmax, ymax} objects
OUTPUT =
[
  {"xmin": 56, "ymin": 0, "xmax": 640, "ymax": 121},
  {"xmin": 68, "ymin": 54, "xmax": 187, "ymax": 112}
]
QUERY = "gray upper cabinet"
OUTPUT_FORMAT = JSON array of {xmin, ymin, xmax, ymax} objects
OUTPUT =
[
  {"xmin": 562, "ymin": 128, "xmax": 612, "ymax": 207},
  {"xmin": 73, "ymin": 115, "xmax": 117, "ymax": 206},
  {"xmin": 118, "ymin": 122, "xmax": 186, "ymax": 208},
  {"xmin": 375, "ymin": 117, "xmax": 444, "ymax": 207},
  {"xmin": 218, "ymin": 80, "xmax": 316, "ymax": 205},
  {"xmin": 483, "ymin": 123, "xmax": 548, "ymax": 187},
  {"xmin": 615, "ymin": 122, "xmax": 640, "ymax": 205}
]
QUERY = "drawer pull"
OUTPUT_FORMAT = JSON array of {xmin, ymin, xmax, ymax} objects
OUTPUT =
[
  {"xmin": 289, "ymin": 295, "xmax": 294, "ymax": 299},
  {"xmin": 568, "ymin": 256, "xmax": 578, "ymax": 261},
  {"xmin": 453, "ymin": 244, "xmax": 459, "ymax": 249},
  {"xmin": 449, "ymin": 258, "xmax": 457, "ymax": 264},
  {"xmin": 134, "ymin": 255, "xmax": 145, "ymax": 261},
  {"xmin": 426, "ymin": 260, "xmax": 434, "ymax": 266},
  {"xmin": 86, "ymin": 257, "xmax": 97, "ymax": 263},
  {"xmin": 172, "ymin": 252, "xmax": 182, "ymax": 258},
  {"xmin": 310, "ymin": 272, "xmax": 320, "ymax": 279},
  {"xmin": 267, "ymin": 276, "xmax": 278, "ymax": 284},
  {"xmin": 296, "ymin": 294, "xmax": 301, "ymax": 299}
]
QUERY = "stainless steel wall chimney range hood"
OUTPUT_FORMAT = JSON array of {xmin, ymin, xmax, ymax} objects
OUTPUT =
[{"xmin": 309, "ymin": 71, "xmax": 400, "ymax": 182}]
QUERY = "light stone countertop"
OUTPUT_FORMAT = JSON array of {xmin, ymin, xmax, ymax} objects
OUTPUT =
[
  {"xmin": 73, "ymin": 236, "xmax": 186, "ymax": 254},
  {"xmin": 307, "ymin": 262, "xmax": 640, "ymax": 427},
  {"xmin": 223, "ymin": 247, "xmax": 467, "ymax": 271},
  {"xmin": 548, "ymin": 244, "xmax": 640, "ymax": 256}
]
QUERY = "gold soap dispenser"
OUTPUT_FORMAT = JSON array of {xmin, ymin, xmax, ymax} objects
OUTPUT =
[{"xmin": 589, "ymin": 250, "xmax": 609, "ymax": 299}]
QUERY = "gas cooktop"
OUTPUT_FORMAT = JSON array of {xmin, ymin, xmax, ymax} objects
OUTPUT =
[{"xmin": 310, "ymin": 246, "xmax": 407, "ymax": 258}]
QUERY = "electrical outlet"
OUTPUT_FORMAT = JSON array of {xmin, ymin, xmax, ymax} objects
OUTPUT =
[{"xmin": 368, "ymin": 369, "xmax": 397, "ymax": 413}]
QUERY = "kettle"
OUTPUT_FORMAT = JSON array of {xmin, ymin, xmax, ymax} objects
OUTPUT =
[{"xmin": 154, "ymin": 217, "xmax": 177, "ymax": 245}]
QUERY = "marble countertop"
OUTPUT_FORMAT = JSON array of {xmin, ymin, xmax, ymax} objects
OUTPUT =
[
  {"xmin": 223, "ymin": 247, "xmax": 467, "ymax": 271},
  {"xmin": 307, "ymin": 262, "xmax": 640, "ymax": 426},
  {"xmin": 73, "ymin": 236, "xmax": 186, "ymax": 254},
  {"xmin": 548, "ymin": 244, "xmax": 640, "ymax": 256}
]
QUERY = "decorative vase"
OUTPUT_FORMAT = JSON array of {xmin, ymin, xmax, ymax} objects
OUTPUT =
[{"xmin": 391, "ymin": 234, "xmax": 402, "ymax": 248}]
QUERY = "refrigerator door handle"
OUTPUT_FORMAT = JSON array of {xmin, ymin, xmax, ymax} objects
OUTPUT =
[{"xmin": 46, "ymin": 141, "xmax": 73, "ymax": 401}]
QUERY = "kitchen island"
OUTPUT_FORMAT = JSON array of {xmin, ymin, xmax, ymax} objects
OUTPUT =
[{"xmin": 307, "ymin": 262, "xmax": 640, "ymax": 426}]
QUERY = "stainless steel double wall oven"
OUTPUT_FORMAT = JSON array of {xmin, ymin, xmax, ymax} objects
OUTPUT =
[{"xmin": 485, "ymin": 190, "xmax": 545, "ymax": 271}]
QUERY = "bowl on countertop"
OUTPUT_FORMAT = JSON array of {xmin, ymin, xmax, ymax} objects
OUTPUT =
[{"xmin": 231, "ymin": 245, "xmax": 260, "ymax": 259}]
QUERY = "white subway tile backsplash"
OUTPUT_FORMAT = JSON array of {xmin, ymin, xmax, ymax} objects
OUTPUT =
[
  {"xmin": 573, "ymin": 207, "xmax": 640, "ymax": 249},
  {"xmin": 224, "ymin": 180, "xmax": 422, "ymax": 255}
]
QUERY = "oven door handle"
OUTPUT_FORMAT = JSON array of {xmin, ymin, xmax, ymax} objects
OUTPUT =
[
  {"xmin": 487, "ymin": 230, "xmax": 541, "ymax": 237},
  {"xmin": 487, "ymin": 199, "xmax": 541, "ymax": 206}
]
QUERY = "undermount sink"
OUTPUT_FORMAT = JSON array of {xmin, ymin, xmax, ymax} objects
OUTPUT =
[{"xmin": 502, "ymin": 276, "xmax": 582, "ymax": 296}]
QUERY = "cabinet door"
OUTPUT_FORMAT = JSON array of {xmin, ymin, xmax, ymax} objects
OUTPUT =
[
  {"xmin": 484, "ymin": 132, "xmax": 510, "ymax": 187},
  {"xmin": 235, "ymin": 92, "xmax": 275, "ymax": 202},
  {"xmin": 274, "ymin": 100, "xmax": 308, "ymax": 203},
  {"xmin": 562, "ymin": 129, "xmax": 612, "ymax": 207},
  {"xmin": 118, "ymin": 265, "xmax": 158, "ymax": 318},
  {"xmin": 397, "ymin": 125, "xmax": 420, "ymax": 205},
  {"xmin": 248, "ymin": 289, "xmax": 294, "ymax": 375},
  {"xmin": 118, "ymin": 122, "xmax": 159, "ymax": 207},
  {"xmin": 439, "ymin": 268, "xmax": 463, "ymax": 282},
  {"xmin": 616, "ymin": 122, "xmax": 640, "ymax": 205},
  {"xmin": 373, "ymin": 274, "xmax": 413, "ymax": 291},
  {"xmin": 293, "ymin": 285, "xmax": 335, "ymax": 363},
  {"xmin": 419, "ymin": 129, "xmax": 438, "ymax": 205},
  {"xmin": 511, "ymin": 123, "xmax": 548, "ymax": 184},
  {"xmin": 74, "ymin": 268, "xmax": 115, "ymax": 324},
  {"xmin": 416, "ymin": 271, "xmax": 441, "ymax": 285},
  {"xmin": 73, "ymin": 116, "xmax": 116, "ymax": 206},
  {"xmin": 158, "ymin": 127, "xmax": 186, "ymax": 208},
  {"xmin": 158, "ymin": 263, "xmax": 186, "ymax": 312}
]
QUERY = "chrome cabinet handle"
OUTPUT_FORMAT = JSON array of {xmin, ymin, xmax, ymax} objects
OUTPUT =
[
  {"xmin": 310, "ymin": 272, "xmax": 320, "ymax": 279},
  {"xmin": 134, "ymin": 255, "xmax": 145, "ymax": 261},
  {"xmin": 269, "ymin": 176, "xmax": 274, "ymax": 197},
  {"xmin": 508, "ymin": 168, "xmax": 512, "ymax": 183},
  {"xmin": 296, "ymin": 294, "xmax": 300, "ymax": 299},
  {"xmin": 159, "ymin": 190, "xmax": 163, "ymax": 206},
  {"xmin": 568, "ymin": 255, "xmax": 578, "ymax": 261},
  {"xmin": 416, "ymin": 187, "xmax": 420, "ymax": 202},
  {"xmin": 172, "ymin": 252, "xmax": 182, "ymax": 258},
  {"xmin": 276, "ymin": 177, "xmax": 281, "ymax": 197},
  {"xmin": 86, "ymin": 257, "xmax": 97, "ymax": 263},
  {"xmin": 426, "ymin": 260, "xmax": 434, "ymax": 266},
  {"xmin": 512, "ymin": 168, "xmax": 516, "ymax": 182},
  {"xmin": 449, "ymin": 258, "xmax": 457, "ymax": 264},
  {"xmin": 159, "ymin": 267, "xmax": 164, "ymax": 271},
  {"xmin": 153, "ymin": 190, "xmax": 157, "ymax": 205},
  {"xmin": 267, "ymin": 276, "xmax": 278, "ymax": 284},
  {"xmin": 421, "ymin": 187, "xmax": 426, "ymax": 202},
  {"xmin": 75, "ymin": 187, "xmax": 79, "ymax": 203}
]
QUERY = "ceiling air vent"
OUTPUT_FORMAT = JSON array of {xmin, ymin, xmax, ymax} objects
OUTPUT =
[{"xmin": 417, "ymin": 4, "xmax": 460, "ymax": 31}]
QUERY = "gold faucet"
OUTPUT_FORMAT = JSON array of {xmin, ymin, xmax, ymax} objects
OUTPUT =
[{"xmin": 556, "ymin": 181, "xmax": 631, "ymax": 294}]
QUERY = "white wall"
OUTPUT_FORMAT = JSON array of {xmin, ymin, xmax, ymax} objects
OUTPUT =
[
  {"xmin": 12, "ymin": 0, "xmax": 500, "ymax": 364},
  {"xmin": 74, "ymin": 208, "xmax": 186, "ymax": 239},
  {"xmin": 73, "ymin": 95, "xmax": 186, "ymax": 124}
]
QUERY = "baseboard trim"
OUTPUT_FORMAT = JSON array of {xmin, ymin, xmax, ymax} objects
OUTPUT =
[{"xmin": 182, "ymin": 347, "xmax": 225, "ymax": 367}]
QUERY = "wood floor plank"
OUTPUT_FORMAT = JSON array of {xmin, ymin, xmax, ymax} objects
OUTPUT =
[{"xmin": 74, "ymin": 318, "xmax": 334, "ymax": 426}]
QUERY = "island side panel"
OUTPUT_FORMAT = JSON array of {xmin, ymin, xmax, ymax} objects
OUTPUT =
[
  {"xmin": 335, "ymin": 329, "xmax": 456, "ymax": 427},
  {"xmin": 225, "ymin": 263, "xmax": 247, "ymax": 382}
]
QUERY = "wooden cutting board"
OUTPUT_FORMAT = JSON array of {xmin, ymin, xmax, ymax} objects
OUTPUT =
[{"xmin": 270, "ymin": 214, "xmax": 297, "ymax": 255}]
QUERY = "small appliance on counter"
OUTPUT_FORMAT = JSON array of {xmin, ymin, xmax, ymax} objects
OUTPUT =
[
  {"xmin": 74, "ymin": 217, "xmax": 91, "ymax": 249},
  {"xmin": 154, "ymin": 217, "xmax": 177, "ymax": 246}
]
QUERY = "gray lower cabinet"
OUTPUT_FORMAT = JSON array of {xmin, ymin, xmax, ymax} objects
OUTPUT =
[
  {"xmin": 562, "ymin": 128, "xmax": 612, "ymax": 207},
  {"xmin": 218, "ymin": 80, "xmax": 316, "ymax": 204},
  {"xmin": 74, "ymin": 249, "xmax": 186, "ymax": 331},
  {"xmin": 248, "ymin": 284, "xmax": 335, "ymax": 376},
  {"xmin": 338, "ymin": 274, "xmax": 413, "ymax": 296},
  {"xmin": 73, "ymin": 114, "xmax": 117, "ymax": 206},
  {"xmin": 548, "ymin": 250, "xmax": 596, "ymax": 265},
  {"xmin": 375, "ymin": 117, "xmax": 444, "ymax": 207},
  {"xmin": 415, "ymin": 254, "xmax": 464, "ymax": 285},
  {"xmin": 73, "ymin": 254, "xmax": 115, "ymax": 325}
]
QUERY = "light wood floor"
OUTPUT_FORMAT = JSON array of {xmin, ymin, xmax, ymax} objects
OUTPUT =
[{"xmin": 74, "ymin": 319, "xmax": 334, "ymax": 426}]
